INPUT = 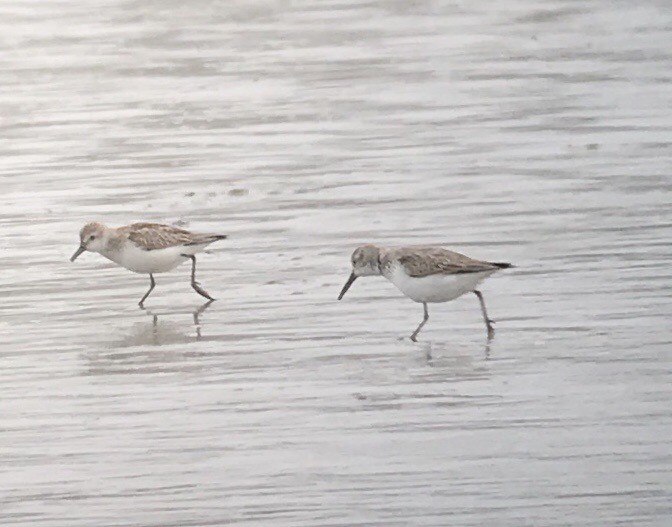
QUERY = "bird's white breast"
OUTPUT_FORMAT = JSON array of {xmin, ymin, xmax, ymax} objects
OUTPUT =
[
  {"xmin": 105, "ymin": 243, "xmax": 190, "ymax": 274},
  {"xmin": 386, "ymin": 263, "xmax": 495, "ymax": 303}
]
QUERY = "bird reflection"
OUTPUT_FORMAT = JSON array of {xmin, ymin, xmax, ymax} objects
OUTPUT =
[
  {"xmin": 84, "ymin": 301, "xmax": 216, "ymax": 376},
  {"xmin": 140, "ymin": 299, "xmax": 214, "ymax": 342},
  {"xmin": 419, "ymin": 337, "xmax": 491, "ymax": 367}
]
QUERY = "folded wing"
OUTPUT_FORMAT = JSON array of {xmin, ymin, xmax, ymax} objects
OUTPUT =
[
  {"xmin": 126, "ymin": 222, "xmax": 227, "ymax": 251},
  {"xmin": 396, "ymin": 247, "xmax": 507, "ymax": 277}
]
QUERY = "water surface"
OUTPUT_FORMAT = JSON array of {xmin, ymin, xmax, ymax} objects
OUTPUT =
[{"xmin": 1, "ymin": 1, "xmax": 671, "ymax": 525}]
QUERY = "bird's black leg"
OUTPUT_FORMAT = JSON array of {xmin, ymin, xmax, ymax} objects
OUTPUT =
[
  {"xmin": 139, "ymin": 273, "xmax": 156, "ymax": 307},
  {"xmin": 474, "ymin": 290, "xmax": 495, "ymax": 339},
  {"xmin": 184, "ymin": 254, "xmax": 215, "ymax": 301},
  {"xmin": 410, "ymin": 302, "xmax": 429, "ymax": 342}
]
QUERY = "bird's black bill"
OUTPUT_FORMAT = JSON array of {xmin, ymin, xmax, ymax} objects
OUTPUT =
[
  {"xmin": 338, "ymin": 272, "xmax": 357, "ymax": 300},
  {"xmin": 70, "ymin": 245, "xmax": 85, "ymax": 262}
]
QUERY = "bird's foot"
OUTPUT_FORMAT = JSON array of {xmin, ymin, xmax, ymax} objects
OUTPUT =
[{"xmin": 192, "ymin": 283, "xmax": 215, "ymax": 301}]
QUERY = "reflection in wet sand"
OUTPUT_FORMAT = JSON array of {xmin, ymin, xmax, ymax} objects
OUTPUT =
[
  {"xmin": 139, "ymin": 299, "xmax": 215, "ymax": 343},
  {"xmin": 84, "ymin": 301, "xmax": 215, "ymax": 375}
]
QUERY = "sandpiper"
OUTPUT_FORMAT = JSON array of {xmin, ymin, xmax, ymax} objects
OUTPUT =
[
  {"xmin": 70, "ymin": 222, "xmax": 227, "ymax": 306},
  {"xmin": 338, "ymin": 244, "xmax": 512, "ymax": 341}
]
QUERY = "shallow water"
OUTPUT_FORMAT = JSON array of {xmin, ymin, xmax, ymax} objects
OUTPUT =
[{"xmin": 1, "ymin": 1, "xmax": 672, "ymax": 525}]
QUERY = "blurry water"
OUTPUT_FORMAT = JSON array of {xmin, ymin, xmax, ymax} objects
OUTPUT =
[{"xmin": 1, "ymin": 1, "xmax": 671, "ymax": 525}]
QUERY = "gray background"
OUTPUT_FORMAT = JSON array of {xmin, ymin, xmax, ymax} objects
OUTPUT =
[{"xmin": 1, "ymin": 1, "xmax": 671, "ymax": 525}]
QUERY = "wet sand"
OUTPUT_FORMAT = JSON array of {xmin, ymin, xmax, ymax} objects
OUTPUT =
[{"xmin": 1, "ymin": 1, "xmax": 671, "ymax": 525}]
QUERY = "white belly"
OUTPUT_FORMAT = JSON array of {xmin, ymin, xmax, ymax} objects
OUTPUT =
[
  {"xmin": 107, "ymin": 244, "xmax": 191, "ymax": 274},
  {"xmin": 386, "ymin": 264, "xmax": 495, "ymax": 303}
]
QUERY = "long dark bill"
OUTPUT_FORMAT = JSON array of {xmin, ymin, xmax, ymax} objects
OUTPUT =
[
  {"xmin": 70, "ymin": 245, "xmax": 86, "ymax": 262},
  {"xmin": 337, "ymin": 272, "xmax": 357, "ymax": 300}
]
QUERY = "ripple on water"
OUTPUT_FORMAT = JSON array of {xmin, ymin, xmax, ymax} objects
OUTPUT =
[{"xmin": 1, "ymin": 0, "xmax": 672, "ymax": 526}]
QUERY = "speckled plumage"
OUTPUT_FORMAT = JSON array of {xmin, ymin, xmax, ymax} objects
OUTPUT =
[
  {"xmin": 338, "ymin": 244, "xmax": 513, "ymax": 341},
  {"xmin": 379, "ymin": 246, "xmax": 506, "ymax": 277},
  {"xmin": 71, "ymin": 221, "xmax": 228, "ymax": 305},
  {"xmin": 121, "ymin": 222, "xmax": 226, "ymax": 251}
]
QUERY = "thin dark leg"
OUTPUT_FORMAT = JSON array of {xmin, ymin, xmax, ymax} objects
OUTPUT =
[
  {"xmin": 474, "ymin": 290, "xmax": 495, "ymax": 340},
  {"xmin": 185, "ymin": 255, "xmax": 215, "ymax": 301},
  {"xmin": 138, "ymin": 273, "xmax": 156, "ymax": 307},
  {"xmin": 410, "ymin": 302, "xmax": 429, "ymax": 342}
]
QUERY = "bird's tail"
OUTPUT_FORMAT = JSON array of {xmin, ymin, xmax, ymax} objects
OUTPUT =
[
  {"xmin": 186, "ymin": 234, "xmax": 228, "ymax": 246},
  {"xmin": 492, "ymin": 262, "xmax": 514, "ymax": 269}
]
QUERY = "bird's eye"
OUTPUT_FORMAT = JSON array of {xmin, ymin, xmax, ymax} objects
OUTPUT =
[{"xmin": 89, "ymin": 235, "xmax": 96, "ymax": 241}]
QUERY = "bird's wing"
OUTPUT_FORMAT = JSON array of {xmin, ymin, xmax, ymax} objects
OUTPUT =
[
  {"xmin": 125, "ymin": 223, "xmax": 220, "ymax": 251},
  {"xmin": 396, "ymin": 247, "xmax": 499, "ymax": 277}
]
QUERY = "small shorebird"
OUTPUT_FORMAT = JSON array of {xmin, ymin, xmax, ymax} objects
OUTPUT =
[
  {"xmin": 70, "ymin": 222, "xmax": 227, "ymax": 306},
  {"xmin": 338, "ymin": 244, "xmax": 512, "ymax": 341}
]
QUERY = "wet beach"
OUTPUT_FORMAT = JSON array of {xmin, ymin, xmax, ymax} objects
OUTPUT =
[{"xmin": 1, "ymin": 1, "xmax": 672, "ymax": 525}]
